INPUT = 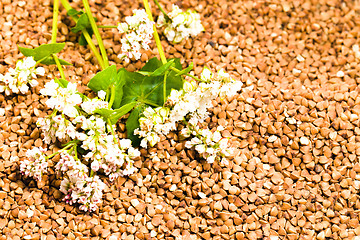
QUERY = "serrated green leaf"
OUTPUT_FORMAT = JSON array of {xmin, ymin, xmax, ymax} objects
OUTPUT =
[
  {"xmin": 18, "ymin": 43, "xmax": 66, "ymax": 62},
  {"xmin": 175, "ymin": 62, "xmax": 193, "ymax": 76},
  {"xmin": 88, "ymin": 65, "xmax": 117, "ymax": 93},
  {"xmin": 71, "ymin": 13, "xmax": 90, "ymax": 33},
  {"xmin": 126, "ymin": 105, "xmax": 144, "ymax": 146}
]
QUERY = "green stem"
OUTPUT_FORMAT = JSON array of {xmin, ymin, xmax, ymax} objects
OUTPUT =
[
  {"xmin": 170, "ymin": 66, "xmax": 201, "ymax": 82},
  {"xmin": 163, "ymin": 71, "xmax": 168, "ymax": 102},
  {"xmin": 60, "ymin": 0, "xmax": 106, "ymax": 70},
  {"xmin": 46, "ymin": 142, "xmax": 75, "ymax": 159},
  {"xmin": 53, "ymin": 55, "xmax": 66, "ymax": 79},
  {"xmin": 142, "ymin": 0, "xmax": 167, "ymax": 64},
  {"xmin": 51, "ymin": 0, "xmax": 66, "ymax": 80},
  {"xmin": 108, "ymin": 86, "xmax": 115, "ymax": 109},
  {"xmin": 98, "ymin": 25, "xmax": 118, "ymax": 29},
  {"xmin": 153, "ymin": 0, "xmax": 171, "ymax": 22},
  {"xmin": 82, "ymin": 0, "xmax": 109, "ymax": 68}
]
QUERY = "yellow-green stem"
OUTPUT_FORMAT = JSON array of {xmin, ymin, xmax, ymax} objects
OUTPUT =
[
  {"xmin": 163, "ymin": 71, "xmax": 168, "ymax": 102},
  {"xmin": 143, "ymin": 0, "xmax": 167, "ymax": 64},
  {"xmin": 108, "ymin": 86, "xmax": 115, "ymax": 109},
  {"xmin": 170, "ymin": 66, "xmax": 201, "ymax": 82},
  {"xmin": 82, "ymin": 0, "xmax": 109, "ymax": 68},
  {"xmin": 52, "ymin": 0, "xmax": 66, "ymax": 80},
  {"xmin": 60, "ymin": 0, "xmax": 106, "ymax": 70}
]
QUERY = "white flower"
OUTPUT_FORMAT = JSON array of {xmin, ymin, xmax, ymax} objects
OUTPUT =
[
  {"xmin": 20, "ymin": 147, "xmax": 48, "ymax": 181},
  {"xmin": 42, "ymin": 80, "xmax": 82, "ymax": 118},
  {"xmin": 117, "ymin": 9, "xmax": 154, "ymax": 61},
  {"xmin": 157, "ymin": 4, "xmax": 204, "ymax": 43},
  {"xmin": 97, "ymin": 90, "xmax": 106, "ymax": 100},
  {"xmin": 0, "ymin": 57, "xmax": 44, "ymax": 95}
]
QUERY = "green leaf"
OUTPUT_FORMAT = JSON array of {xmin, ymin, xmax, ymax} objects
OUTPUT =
[
  {"xmin": 95, "ymin": 102, "xmax": 137, "ymax": 124},
  {"xmin": 88, "ymin": 65, "xmax": 117, "ymax": 93},
  {"xmin": 112, "ymin": 69, "xmax": 127, "ymax": 109},
  {"xmin": 126, "ymin": 105, "xmax": 144, "ymax": 145},
  {"xmin": 67, "ymin": 8, "xmax": 83, "ymax": 17},
  {"xmin": 39, "ymin": 56, "xmax": 72, "ymax": 66},
  {"xmin": 18, "ymin": 43, "xmax": 66, "ymax": 62},
  {"xmin": 78, "ymin": 27, "xmax": 93, "ymax": 46},
  {"xmin": 18, "ymin": 46, "xmax": 34, "ymax": 57},
  {"xmin": 150, "ymin": 59, "xmax": 175, "ymax": 76},
  {"xmin": 54, "ymin": 77, "xmax": 69, "ymax": 88},
  {"xmin": 71, "ymin": 13, "xmax": 90, "ymax": 33},
  {"xmin": 121, "ymin": 58, "xmax": 183, "ymax": 107},
  {"xmin": 175, "ymin": 62, "xmax": 193, "ymax": 76}
]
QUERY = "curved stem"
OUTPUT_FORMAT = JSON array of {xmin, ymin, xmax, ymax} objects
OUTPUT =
[
  {"xmin": 108, "ymin": 86, "xmax": 115, "ymax": 109},
  {"xmin": 82, "ymin": 30, "xmax": 106, "ymax": 69},
  {"xmin": 46, "ymin": 142, "xmax": 75, "ymax": 159},
  {"xmin": 142, "ymin": 0, "xmax": 167, "ymax": 64},
  {"xmin": 60, "ymin": 0, "xmax": 105, "ymax": 69},
  {"xmin": 82, "ymin": 0, "xmax": 109, "ymax": 68},
  {"xmin": 153, "ymin": 0, "xmax": 171, "ymax": 22}
]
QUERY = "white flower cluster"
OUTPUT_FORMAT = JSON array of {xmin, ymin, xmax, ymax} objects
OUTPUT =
[
  {"xmin": 40, "ymin": 80, "xmax": 82, "ymax": 118},
  {"xmin": 135, "ymin": 68, "xmax": 242, "ymax": 163},
  {"xmin": 157, "ymin": 4, "xmax": 204, "ymax": 43},
  {"xmin": 56, "ymin": 151, "xmax": 106, "ymax": 212},
  {"xmin": 21, "ymin": 79, "xmax": 139, "ymax": 211},
  {"xmin": 117, "ymin": 9, "xmax": 154, "ymax": 62},
  {"xmin": 0, "ymin": 57, "xmax": 45, "ymax": 95},
  {"xmin": 184, "ymin": 126, "xmax": 232, "ymax": 164},
  {"xmin": 20, "ymin": 147, "xmax": 48, "ymax": 181}
]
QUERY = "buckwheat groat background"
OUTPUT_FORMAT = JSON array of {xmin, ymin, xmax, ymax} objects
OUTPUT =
[{"xmin": 1, "ymin": 0, "xmax": 360, "ymax": 239}]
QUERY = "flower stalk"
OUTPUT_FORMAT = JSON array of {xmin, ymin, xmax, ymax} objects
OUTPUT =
[
  {"xmin": 142, "ymin": 0, "xmax": 167, "ymax": 64},
  {"xmin": 60, "ymin": 0, "xmax": 106, "ymax": 70},
  {"xmin": 82, "ymin": 0, "xmax": 109, "ymax": 68},
  {"xmin": 51, "ymin": 0, "xmax": 66, "ymax": 80}
]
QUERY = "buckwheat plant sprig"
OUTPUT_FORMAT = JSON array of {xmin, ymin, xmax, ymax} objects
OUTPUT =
[
  {"xmin": 11, "ymin": 0, "xmax": 238, "ymax": 212},
  {"xmin": 134, "ymin": 67, "xmax": 242, "ymax": 164}
]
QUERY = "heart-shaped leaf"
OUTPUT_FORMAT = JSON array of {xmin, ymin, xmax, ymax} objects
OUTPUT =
[
  {"xmin": 19, "ymin": 43, "xmax": 65, "ymax": 60},
  {"xmin": 125, "ymin": 105, "xmax": 144, "ymax": 145},
  {"xmin": 88, "ymin": 65, "xmax": 117, "ymax": 93},
  {"xmin": 71, "ymin": 13, "xmax": 90, "ymax": 33},
  {"xmin": 121, "ymin": 57, "xmax": 183, "ymax": 107},
  {"xmin": 40, "ymin": 56, "xmax": 72, "ymax": 66}
]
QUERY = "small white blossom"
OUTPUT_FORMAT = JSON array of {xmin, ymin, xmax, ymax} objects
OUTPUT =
[
  {"xmin": 117, "ymin": 9, "xmax": 154, "ymax": 61},
  {"xmin": 0, "ymin": 57, "xmax": 44, "ymax": 95},
  {"xmin": 20, "ymin": 147, "xmax": 48, "ymax": 181},
  {"xmin": 157, "ymin": 4, "xmax": 204, "ymax": 43}
]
